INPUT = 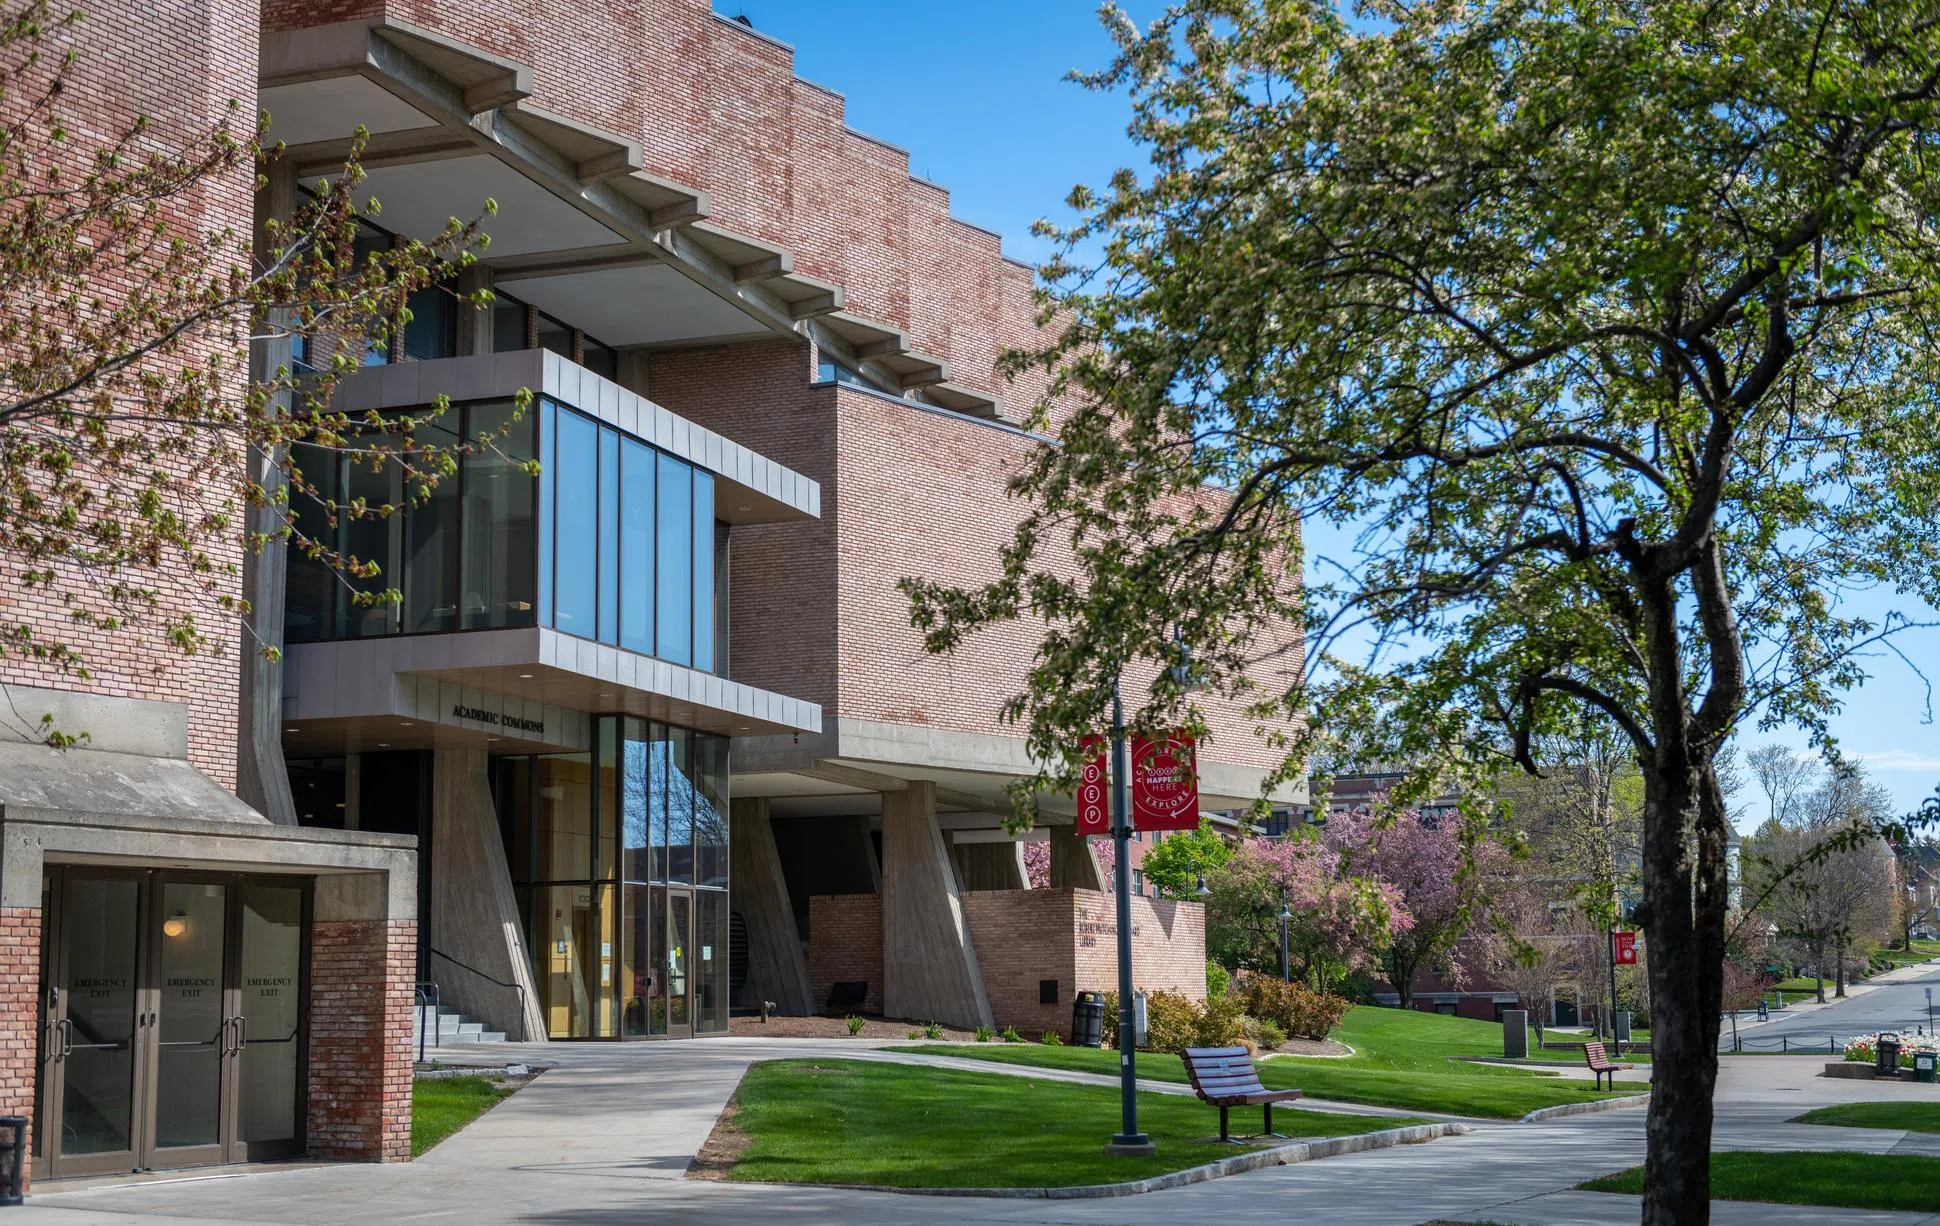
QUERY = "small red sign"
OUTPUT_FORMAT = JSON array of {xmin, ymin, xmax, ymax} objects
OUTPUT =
[
  {"xmin": 1075, "ymin": 735, "xmax": 1110, "ymax": 836},
  {"xmin": 1613, "ymin": 931, "xmax": 1638, "ymax": 965},
  {"xmin": 1131, "ymin": 732, "xmax": 1200, "ymax": 832}
]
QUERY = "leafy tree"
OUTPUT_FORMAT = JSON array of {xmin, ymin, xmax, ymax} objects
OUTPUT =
[
  {"xmin": 1203, "ymin": 834, "xmax": 1399, "ymax": 992},
  {"xmin": 1137, "ymin": 818, "xmax": 1232, "ymax": 899},
  {"xmin": 0, "ymin": 2, "xmax": 497, "ymax": 730},
  {"xmin": 905, "ymin": 3, "xmax": 1940, "ymax": 1219}
]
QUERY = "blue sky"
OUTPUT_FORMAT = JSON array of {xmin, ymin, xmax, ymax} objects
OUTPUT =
[{"xmin": 722, "ymin": 2, "xmax": 1940, "ymax": 825}]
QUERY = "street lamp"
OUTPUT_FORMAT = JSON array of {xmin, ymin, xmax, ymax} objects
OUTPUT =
[
  {"xmin": 1278, "ymin": 891, "xmax": 1293, "ymax": 983},
  {"xmin": 1104, "ymin": 677, "xmax": 1154, "ymax": 1156},
  {"xmin": 1194, "ymin": 876, "xmax": 1212, "ymax": 899}
]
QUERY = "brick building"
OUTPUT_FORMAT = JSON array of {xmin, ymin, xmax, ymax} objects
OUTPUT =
[{"xmin": 3, "ymin": 0, "xmax": 1304, "ymax": 1179}]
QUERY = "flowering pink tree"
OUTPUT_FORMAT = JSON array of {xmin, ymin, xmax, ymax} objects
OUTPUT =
[
  {"xmin": 1019, "ymin": 836, "xmax": 1113, "ymax": 889},
  {"xmin": 1328, "ymin": 809, "xmax": 1505, "ymax": 1008},
  {"xmin": 1206, "ymin": 836, "xmax": 1408, "ymax": 992}
]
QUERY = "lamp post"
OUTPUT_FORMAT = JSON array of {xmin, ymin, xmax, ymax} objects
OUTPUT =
[
  {"xmin": 1278, "ymin": 890, "xmax": 1293, "ymax": 983},
  {"xmin": 1105, "ymin": 678, "xmax": 1154, "ymax": 1156}
]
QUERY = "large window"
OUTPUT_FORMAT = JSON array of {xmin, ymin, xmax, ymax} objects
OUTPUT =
[
  {"xmin": 285, "ymin": 397, "xmax": 724, "ymax": 675},
  {"xmin": 493, "ymin": 717, "xmax": 729, "ymax": 1039},
  {"xmin": 284, "ymin": 401, "xmax": 538, "ymax": 644}
]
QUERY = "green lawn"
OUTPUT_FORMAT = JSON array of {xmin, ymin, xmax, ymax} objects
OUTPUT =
[
  {"xmin": 904, "ymin": 1006, "xmax": 1638, "ymax": 1120},
  {"xmin": 1870, "ymin": 940, "xmax": 1940, "ymax": 970},
  {"xmin": 724, "ymin": 1059, "xmax": 1424, "ymax": 1188},
  {"xmin": 1791, "ymin": 1102, "xmax": 1940, "ymax": 1133},
  {"xmin": 1580, "ymin": 1150, "xmax": 1940, "ymax": 1212},
  {"xmin": 412, "ymin": 1075, "xmax": 518, "ymax": 1157}
]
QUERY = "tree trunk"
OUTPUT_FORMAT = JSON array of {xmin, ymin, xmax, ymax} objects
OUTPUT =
[
  {"xmin": 1835, "ymin": 939, "xmax": 1847, "ymax": 999},
  {"xmin": 1814, "ymin": 942, "xmax": 1827, "ymax": 1004},
  {"xmin": 1388, "ymin": 949, "xmax": 1418, "ymax": 1009},
  {"xmin": 1638, "ymin": 760, "xmax": 1726, "ymax": 1226}
]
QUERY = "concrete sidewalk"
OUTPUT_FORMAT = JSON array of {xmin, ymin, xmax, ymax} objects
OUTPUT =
[{"xmin": 10, "ymin": 1041, "xmax": 1935, "ymax": 1226}]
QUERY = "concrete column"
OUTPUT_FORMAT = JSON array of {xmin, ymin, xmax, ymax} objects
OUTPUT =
[
  {"xmin": 454, "ymin": 264, "xmax": 493, "ymax": 356},
  {"xmin": 616, "ymin": 348, "xmax": 650, "ymax": 395},
  {"xmin": 952, "ymin": 839, "xmax": 1027, "ymax": 891},
  {"xmin": 881, "ymin": 781, "xmax": 993, "ymax": 1029},
  {"xmin": 236, "ymin": 157, "xmax": 298, "ymax": 826},
  {"xmin": 1048, "ymin": 822, "xmax": 1106, "ymax": 891},
  {"xmin": 728, "ymin": 797, "xmax": 813, "ymax": 1015},
  {"xmin": 429, "ymin": 750, "xmax": 546, "ymax": 1041}
]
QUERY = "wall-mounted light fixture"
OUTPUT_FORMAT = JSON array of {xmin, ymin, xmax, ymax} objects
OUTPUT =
[{"xmin": 162, "ymin": 913, "xmax": 188, "ymax": 939}]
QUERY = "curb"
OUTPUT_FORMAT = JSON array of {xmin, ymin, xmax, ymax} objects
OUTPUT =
[
  {"xmin": 1518, "ymin": 1093, "xmax": 1650, "ymax": 1123},
  {"xmin": 792, "ymin": 1122, "xmax": 1470, "ymax": 1199}
]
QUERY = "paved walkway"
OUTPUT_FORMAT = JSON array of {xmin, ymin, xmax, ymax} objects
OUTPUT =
[{"xmin": 15, "ymin": 1042, "xmax": 1940, "ymax": 1226}]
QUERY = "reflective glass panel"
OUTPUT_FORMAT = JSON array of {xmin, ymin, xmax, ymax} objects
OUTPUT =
[
  {"xmin": 59, "ymin": 877, "xmax": 139, "ymax": 1155},
  {"xmin": 403, "ymin": 412, "xmax": 461, "ymax": 633},
  {"xmin": 619, "ymin": 438, "xmax": 654, "ymax": 655},
  {"xmin": 695, "ymin": 889, "xmax": 729, "ymax": 1034},
  {"xmin": 655, "ymin": 454, "xmax": 692, "ymax": 665},
  {"xmin": 283, "ymin": 442, "xmax": 340, "ymax": 644},
  {"xmin": 621, "ymin": 721, "xmax": 650, "ymax": 882},
  {"xmin": 552, "ymin": 409, "xmax": 599, "ymax": 637},
  {"xmin": 460, "ymin": 400, "xmax": 537, "ymax": 630},
  {"xmin": 534, "ymin": 755, "xmax": 593, "ymax": 881},
  {"xmin": 691, "ymin": 472, "xmax": 714, "ymax": 673},
  {"xmin": 238, "ymin": 883, "xmax": 303, "ymax": 1144},
  {"xmin": 529, "ymin": 884, "xmax": 593, "ymax": 1039},
  {"xmin": 665, "ymin": 726, "xmax": 695, "ymax": 885},
  {"xmin": 621, "ymin": 882, "xmax": 655, "ymax": 1037},
  {"xmin": 694, "ymin": 735, "xmax": 728, "ymax": 890},
  {"xmin": 597, "ymin": 428, "xmax": 619, "ymax": 644},
  {"xmin": 155, "ymin": 881, "xmax": 226, "ymax": 1149},
  {"xmin": 402, "ymin": 283, "xmax": 456, "ymax": 361}
]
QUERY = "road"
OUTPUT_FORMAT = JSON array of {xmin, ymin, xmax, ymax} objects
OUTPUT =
[{"xmin": 1727, "ymin": 959, "xmax": 1940, "ymax": 1052}]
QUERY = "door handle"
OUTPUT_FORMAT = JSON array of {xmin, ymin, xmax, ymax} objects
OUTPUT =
[
  {"xmin": 57, "ymin": 1017, "xmax": 73, "ymax": 1059},
  {"xmin": 231, "ymin": 1015, "xmax": 247, "ymax": 1054}
]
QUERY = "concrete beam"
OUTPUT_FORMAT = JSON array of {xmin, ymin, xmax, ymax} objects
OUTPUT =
[
  {"xmin": 728, "ymin": 798, "xmax": 814, "ymax": 1016},
  {"xmin": 731, "ymin": 252, "xmax": 793, "ymax": 284},
  {"xmin": 881, "ymin": 781, "xmax": 993, "ymax": 1030},
  {"xmin": 1049, "ymin": 823, "xmax": 1106, "ymax": 891},
  {"xmin": 430, "ymin": 749, "xmax": 547, "ymax": 1040},
  {"xmin": 952, "ymin": 839, "xmax": 1026, "ymax": 892}
]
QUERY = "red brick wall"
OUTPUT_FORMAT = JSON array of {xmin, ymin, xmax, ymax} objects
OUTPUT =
[
  {"xmin": 307, "ymin": 919, "xmax": 415, "ymax": 1162},
  {"xmin": 1072, "ymin": 890, "xmax": 1207, "ymax": 1005},
  {"xmin": 961, "ymin": 890, "xmax": 1077, "ymax": 1038},
  {"xmin": 0, "ymin": 908, "xmax": 40, "ymax": 1182},
  {"xmin": 0, "ymin": 0, "xmax": 258, "ymax": 789},
  {"xmin": 805, "ymin": 894, "xmax": 881, "ymax": 1017}
]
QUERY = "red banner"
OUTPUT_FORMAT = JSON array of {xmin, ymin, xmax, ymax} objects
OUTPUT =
[
  {"xmin": 1131, "ymin": 731, "xmax": 1200, "ymax": 832},
  {"xmin": 1075, "ymin": 735, "xmax": 1110, "ymax": 836},
  {"xmin": 1613, "ymin": 931, "xmax": 1638, "ymax": 965}
]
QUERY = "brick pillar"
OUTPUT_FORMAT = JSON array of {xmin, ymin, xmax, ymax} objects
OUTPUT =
[
  {"xmin": 307, "ymin": 916, "xmax": 415, "ymax": 1162},
  {"xmin": 0, "ymin": 907, "xmax": 42, "ymax": 1184}
]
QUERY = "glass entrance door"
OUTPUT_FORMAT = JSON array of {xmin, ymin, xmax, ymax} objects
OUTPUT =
[
  {"xmin": 38, "ymin": 873, "xmax": 143, "ymax": 1179},
  {"xmin": 36, "ymin": 870, "xmax": 308, "ymax": 1178},
  {"xmin": 664, "ymin": 890, "xmax": 693, "ymax": 1039}
]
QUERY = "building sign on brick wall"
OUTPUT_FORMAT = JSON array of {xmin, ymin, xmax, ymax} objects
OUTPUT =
[{"xmin": 1075, "ymin": 731, "xmax": 1200, "ymax": 834}]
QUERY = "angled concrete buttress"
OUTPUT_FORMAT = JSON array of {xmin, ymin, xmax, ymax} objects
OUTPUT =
[
  {"xmin": 953, "ymin": 839, "xmax": 1027, "ymax": 891},
  {"xmin": 1049, "ymin": 821, "xmax": 1107, "ymax": 891},
  {"xmin": 728, "ymin": 797, "xmax": 813, "ymax": 1015},
  {"xmin": 430, "ymin": 749, "xmax": 547, "ymax": 1040},
  {"xmin": 881, "ymin": 781, "xmax": 994, "ymax": 1030}
]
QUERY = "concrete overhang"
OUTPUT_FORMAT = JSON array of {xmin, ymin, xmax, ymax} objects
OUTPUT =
[
  {"xmin": 283, "ymin": 630, "xmax": 824, "ymax": 750},
  {"xmin": 330, "ymin": 349, "xmax": 821, "ymax": 525},
  {"xmin": 927, "ymin": 380, "xmax": 1010, "ymax": 422},
  {"xmin": 259, "ymin": 18, "xmax": 820, "ymax": 350}
]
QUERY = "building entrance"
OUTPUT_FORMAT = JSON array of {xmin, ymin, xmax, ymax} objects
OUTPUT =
[{"xmin": 36, "ymin": 868, "xmax": 309, "ymax": 1178}]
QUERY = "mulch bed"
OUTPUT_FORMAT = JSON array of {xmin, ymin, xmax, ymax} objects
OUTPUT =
[
  {"xmin": 687, "ymin": 1093, "xmax": 749, "ymax": 1180},
  {"xmin": 728, "ymin": 1014, "xmax": 981, "ymax": 1041}
]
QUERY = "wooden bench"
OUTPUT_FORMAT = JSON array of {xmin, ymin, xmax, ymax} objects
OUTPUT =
[
  {"xmin": 1583, "ymin": 1040, "xmax": 1633, "ymax": 1089},
  {"xmin": 1181, "ymin": 1046, "xmax": 1305, "ymax": 1143}
]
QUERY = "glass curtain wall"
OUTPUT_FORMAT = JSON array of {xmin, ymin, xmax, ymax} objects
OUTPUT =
[
  {"xmin": 494, "ymin": 717, "xmax": 728, "ymax": 1039},
  {"xmin": 283, "ymin": 397, "xmax": 722, "ymax": 677}
]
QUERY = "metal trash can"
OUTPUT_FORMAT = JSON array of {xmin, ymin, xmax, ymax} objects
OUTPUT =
[
  {"xmin": 0, "ymin": 1115, "xmax": 24, "ymax": 1206},
  {"xmin": 1914, "ymin": 1051, "xmax": 1937, "ymax": 1084},
  {"xmin": 1071, "ymin": 991, "xmax": 1105, "ymax": 1048},
  {"xmin": 1877, "ymin": 1034, "xmax": 1902, "ymax": 1078}
]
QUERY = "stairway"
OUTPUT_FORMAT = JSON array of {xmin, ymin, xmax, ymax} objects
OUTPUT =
[{"xmin": 412, "ymin": 1004, "xmax": 507, "ymax": 1050}]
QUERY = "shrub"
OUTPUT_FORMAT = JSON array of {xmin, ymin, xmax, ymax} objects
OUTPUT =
[
  {"xmin": 1236, "ymin": 973, "xmax": 1352, "ymax": 1040},
  {"xmin": 1000, "ymin": 1026, "xmax": 1023, "ymax": 1043},
  {"xmin": 923, "ymin": 1021, "xmax": 944, "ymax": 1040},
  {"xmin": 845, "ymin": 1014, "xmax": 866, "ymax": 1036},
  {"xmin": 974, "ymin": 1025, "xmax": 995, "ymax": 1043},
  {"xmin": 1206, "ymin": 960, "xmax": 1232, "ymax": 1000},
  {"xmin": 906, "ymin": 1028, "xmax": 924, "ymax": 1040},
  {"xmin": 1041, "ymin": 1030, "xmax": 1064, "ymax": 1045},
  {"xmin": 1247, "ymin": 1016, "xmax": 1288, "ymax": 1051},
  {"xmin": 1196, "ymin": 989, "xmax": 1248, "ymax": 1048},
  {"xmin": 1097, "ymin": 990, "xmax": 1207, "ymax": 1052}
]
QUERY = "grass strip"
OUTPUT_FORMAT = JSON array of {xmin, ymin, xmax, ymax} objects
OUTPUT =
[
  {"xmin": 412, "ymin": 1075, "xmax": 518, "ymax": 1157},
  {"xmin": 1791, "ymin": 1101, "xmax": 1940, "ymax": 1134},
  {"xmin": 904, "ymin": 1005, "xmax": 1634, "ymax": 1120},
  {"xmin": 724, "ymin": 1058, "xmax": 1424, "ymax": 1188},
  {"xmin": 1579, "ymin": 1150, "xmax": 1940, "ymax": 1212}
]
